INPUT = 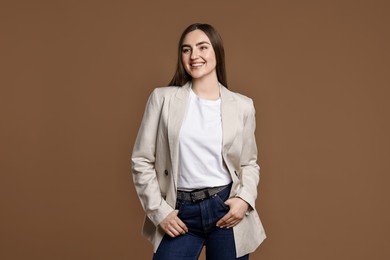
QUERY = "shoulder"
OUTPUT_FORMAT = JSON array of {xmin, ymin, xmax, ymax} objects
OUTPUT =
[
  {"xmin": 152, "ymin": 86, "xmax": 180, "ymax": 95},
  {"xmin": 231, "ymin": 91, "xmax": 254, "ymax": 105},
  {"xmin": 146, "ymin": 86, "xmax": 182, "ymax": 104},
  {"xmin": 149, "ymin": 86, "xmax": 180, "ymax": 98},
  {"xmin": 223, "ymin": 87, "xmax": 255, "ymax": 111}
]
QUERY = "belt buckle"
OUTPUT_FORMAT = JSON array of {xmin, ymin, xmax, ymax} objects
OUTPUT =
[{"xmin": 190, "ymin": 189, "xmax": 210, "ymax": 203}]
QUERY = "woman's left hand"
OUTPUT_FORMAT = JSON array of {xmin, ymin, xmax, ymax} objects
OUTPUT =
[{"xmin": 216, "ymin": 197, "xmax": 249, "ymax": 228}]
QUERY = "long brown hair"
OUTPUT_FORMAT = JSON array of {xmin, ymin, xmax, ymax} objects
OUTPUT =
[{"xmin": 168, "ymin": 23, "xmax": 228, "ymax": 88}]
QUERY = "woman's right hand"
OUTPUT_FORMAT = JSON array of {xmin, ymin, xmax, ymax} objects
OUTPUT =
[{"xmin": 159, "ymin": 210, "xmax": 188, "ymax": 237}]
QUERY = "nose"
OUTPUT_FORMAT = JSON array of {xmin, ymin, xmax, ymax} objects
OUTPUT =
[{"xmin": 190, "ymin": 49, "xmax": 199, "ymax": 60}]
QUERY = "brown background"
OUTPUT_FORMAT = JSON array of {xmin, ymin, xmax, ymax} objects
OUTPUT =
[{"xmin": 1, "ymin": 0, "xmax": 389, "ymax": 259}]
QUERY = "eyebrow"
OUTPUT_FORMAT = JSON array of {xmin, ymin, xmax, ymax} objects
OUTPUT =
[{"xmin": 181, "ymin": 41, "xmax": 211, "ymax": 48}]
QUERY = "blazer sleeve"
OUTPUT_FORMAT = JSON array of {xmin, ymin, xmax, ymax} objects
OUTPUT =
[
  {"xmin": 235, "ymin": 99, "xmax": 261, "ymax": 210},
  {"xmin": 131, "ymin": 89, "xmax": 174, "ymax": 226}
]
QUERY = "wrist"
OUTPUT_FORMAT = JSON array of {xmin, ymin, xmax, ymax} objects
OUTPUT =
[{"xmin": 235, "ymin": 196, "xmax": 252, "ymax": 215}]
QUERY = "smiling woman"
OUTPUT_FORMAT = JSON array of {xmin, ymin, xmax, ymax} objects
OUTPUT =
[
  {"xmin": 180, "ymin": 31, "xmax": 217, "ymax": 97},
  {"xmin": 169, "ymin": 23, "xmax": 227, "ymax": 89},
  {"xmin": 131, "ymin": 23, "xmax": 266, "ymax": 260}
]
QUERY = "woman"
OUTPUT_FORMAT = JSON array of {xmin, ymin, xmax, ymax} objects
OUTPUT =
[{"xmin": 132, "ymin": 23, "xmax": 266, "ymax": 259}]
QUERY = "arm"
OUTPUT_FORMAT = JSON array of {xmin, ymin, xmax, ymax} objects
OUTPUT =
[
  {"xmin": 235, "ymin": 99, "xmax": 260, "ymax": 210},
  {"xmin": 217, "ymin": 99, "xmax": 260, "ymax": 228},
  {"xmin": 131, "ymin": 89, "xmax": 174, "ymax": 226}
]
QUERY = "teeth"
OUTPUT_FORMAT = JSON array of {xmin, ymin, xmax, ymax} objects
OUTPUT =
[{"xmin": 191, "ymin": 63, "xmax": 204, "ymax": 67}]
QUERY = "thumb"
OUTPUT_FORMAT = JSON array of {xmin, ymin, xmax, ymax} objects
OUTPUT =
[{"xmin": 224, "ymin": 198, "xmax": 233, "ymax": 206}]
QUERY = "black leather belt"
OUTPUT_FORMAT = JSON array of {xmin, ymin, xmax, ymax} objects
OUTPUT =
[{"xmin": 177, "ymin": 184, "xmax": 230, "ymax": 203}]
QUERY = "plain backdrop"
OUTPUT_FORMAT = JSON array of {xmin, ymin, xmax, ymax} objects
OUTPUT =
[{"xmin": 1, "ymin": 0, "xmax": 389, "ymax": 259}]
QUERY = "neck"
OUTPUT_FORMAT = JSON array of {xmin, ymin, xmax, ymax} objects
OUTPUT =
[{"xmin": 191, "ymin": 75, "xmax": 220, "ymax": 100}]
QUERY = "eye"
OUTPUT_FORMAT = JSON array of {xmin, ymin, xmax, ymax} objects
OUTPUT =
[
  {"xmin": 200, "ymin": 45, "xmax": 208, "ymax": 50},
  {"xmin": 182, "ymin": 48, "xmax": 191, "ymax": 54}
]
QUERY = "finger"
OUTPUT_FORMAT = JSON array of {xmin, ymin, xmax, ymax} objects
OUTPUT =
[
  {"xmin": 219, "ymin": 218, "xmax": 235, "ymax": 228},
  {"xmin": 168, "ymin": 225, "xmax": 181, "ymax": 237},
  {"xmin": 175, "ymin": 218, "xmax": 188, "ymax": 233},
  {"xmin": 216, "ymin": 213, "xmax": 232, "ymax": 227},
  {"xmin": 172, "ymin": 221, "xmax": 187, "ymax": 234},
  {"xmin": 171, "ymin": 210, "xmax": 187, "ymax": 231},
  {"xmin": 171, "ymin": 228, "xmax": 181, "ymax": 236},
  {"xmin": 166, "ymin": 229, "xmax": 176, "ymax": 237},
  {"xmin": 226, "ymin": 221, "xmax": 238, "ymax": 228},
  {"xmin": 216, "ymin": 216, "xmax": 227, "ymax": 227},
  {"xmin": 222, "ymin": 216, "xmax": 242, "ymax": 228},
  {"xmin": 224, "ymin": 198, "xmax": 233, "ymax": 206},
  {"xmin": 218, "ymin": 209, "xmax": 245, "ymax": 227}
]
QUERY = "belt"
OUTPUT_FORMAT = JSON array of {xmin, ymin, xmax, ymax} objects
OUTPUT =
[{"xmin": 177, "ymin": 184, "xmax": 230, "ymax": 203}]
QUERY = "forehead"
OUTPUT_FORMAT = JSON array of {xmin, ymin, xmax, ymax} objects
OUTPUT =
[{"xmin": 182, "ymin": 29, "xmax": 211, "ymax": 45}]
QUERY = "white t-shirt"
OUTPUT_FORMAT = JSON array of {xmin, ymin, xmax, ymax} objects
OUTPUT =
[{"xmin": 177, "ymin": 88, "xmax": 232, "ymax": 190}]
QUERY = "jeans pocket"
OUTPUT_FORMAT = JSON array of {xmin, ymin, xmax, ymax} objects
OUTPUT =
[
  {"xmin": 214, "ymin": 194, "xmax": 230, "ymax": 211},
  {"xmin": 175, "ymin": 200, "xmax": 183, "ymax": 213}
]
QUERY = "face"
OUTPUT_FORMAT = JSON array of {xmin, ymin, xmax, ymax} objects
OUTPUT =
[{"xmin": 181, "ymin": 29, "xmax": 217, "ymax": 81}]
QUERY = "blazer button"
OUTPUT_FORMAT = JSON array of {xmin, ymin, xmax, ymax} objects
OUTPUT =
[{"xmin": 164, "ymin": 170, "xmax": 169, "ymax": 176}]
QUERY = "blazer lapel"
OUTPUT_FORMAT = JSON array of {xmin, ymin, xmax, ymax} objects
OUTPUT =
[
  {"xmin": 220, "ymin": 85, "xmax": 238, "ymax": 153},
  {"xmin": 167, "ymin": 82, "xmax": 191, "ymax": 187}
]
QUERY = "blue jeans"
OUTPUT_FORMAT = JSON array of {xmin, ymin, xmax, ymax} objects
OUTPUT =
[{"xmin": 153, "ymin": 184, "xmax": 249, "ymax": 260}]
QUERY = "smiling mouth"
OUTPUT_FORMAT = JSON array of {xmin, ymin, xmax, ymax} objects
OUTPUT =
[{"xmin": 190, "ymin": 62, "xmax": 205, "ymax": 69}]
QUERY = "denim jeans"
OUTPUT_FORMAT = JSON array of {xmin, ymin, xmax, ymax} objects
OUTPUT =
[{"xmin": 153, "ymin": 184, "xmax": 249, "ymax": 260}]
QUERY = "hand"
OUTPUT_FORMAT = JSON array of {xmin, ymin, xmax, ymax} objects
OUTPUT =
[
  {"xmin": 159, "ymin": 210, "xmax": 188, "ymax": 237},
  {"xmin": 216, "ymin": 197, "xmax": 249, "ymax": 228}
]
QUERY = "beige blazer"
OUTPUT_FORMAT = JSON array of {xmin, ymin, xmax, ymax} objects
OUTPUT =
[{"xmin": 132, "ymin": 82, "xmax": 266, "ymax": 257}]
